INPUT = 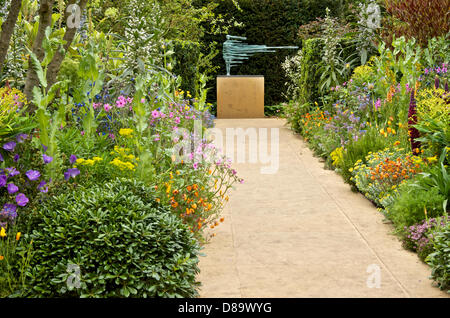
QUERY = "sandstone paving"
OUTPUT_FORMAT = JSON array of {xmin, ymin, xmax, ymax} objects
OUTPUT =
[{"xmin": 197, "ymin": 118, "xmax": 448, "ymax": 298}]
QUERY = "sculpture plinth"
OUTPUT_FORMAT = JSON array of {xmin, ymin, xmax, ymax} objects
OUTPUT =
[{"xmin": 217, "ymin": 75, "xmax": 264, "ymax": 119}]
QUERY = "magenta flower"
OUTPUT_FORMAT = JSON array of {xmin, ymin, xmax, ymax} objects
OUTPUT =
[
  {"xmin": 374, "ymin": 98, "xmax": 381, "ymax": 111},
  {"xmin": 193, "ymin": 162, "xmax": 199, "ymax": 170},
  {"xmin": 43, "ymin": 154, "xmax": 53, "ymax": 164},
  {"xmin": 104, "ymin": 104, "xmax": 112, "ymax": 112},
  {"xmin": 26, "ymin": 170, "xmax": 41, "ymax": 181},
  {"xmin": 153, "ymin": 134, "xmax": 160, "ymax": 141},
  {"xmin": 7, "ymin": 183, "xmax": 18, "ymax": 194},
  {"xmin": 3, "ymin": 141, "xmax": 16, "ymax": 152},
  {"xmin": 174, "ymin": 117, "xmax": 181, "ymax": 124},
  {"xmin": 15, "ymin": 193, "xmax": 29, "ymax": 207},
  {"xmin": 152, "ymin": 110, "xmax": 160, "ymax": 118}
]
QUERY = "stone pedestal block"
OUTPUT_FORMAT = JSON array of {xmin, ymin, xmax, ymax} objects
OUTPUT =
[{"xmin": 217, "ymin": 76, "xmax": 264, "ymax": 118}]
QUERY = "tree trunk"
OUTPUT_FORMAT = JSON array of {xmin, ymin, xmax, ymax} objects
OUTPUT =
[
  {"xmin": 23, "ymin": 0, "xmax": 55, "ymax": 103},
  {"xmin": 46, "ymin": 0, "xmax": 88, "ymax": 90},
  {"xmin": 0, "ymin": 0, "xmax": 22, "ymax": 70}
]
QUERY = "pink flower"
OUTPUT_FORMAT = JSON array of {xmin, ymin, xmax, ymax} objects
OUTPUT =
[
  {"xmin": 174, "ymin": 117, "xmax": 181, "ymax": 124},
  {"xmin": 104, "ymin": 104, "xmax": 112, "ymax": 112},
  {"xmin": 152, "ymin": 110, "xmax": 160, "ymax": 118},
  {"xmin": 193, "ymin": 162, "xmax": 199, "ymax": 170}
]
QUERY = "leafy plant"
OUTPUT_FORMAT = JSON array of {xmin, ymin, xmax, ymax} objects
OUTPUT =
[
  {"xmin": 426, "ymin": 220, "xmax": 450, "ymax": 292},
  {"xmin": 24, "ymin": 178, "xmax": 201, "ymax": 298}
]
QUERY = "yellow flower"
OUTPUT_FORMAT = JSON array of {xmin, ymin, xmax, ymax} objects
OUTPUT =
[
  {"xmin": 16, "ymin": 232, "xmax": 21, "ymax": 241},
  {"xmin": 84, "ymin": 159, "xmax": 95, "ymax": 166},
  {"xmin": 0, "ymin": 227, "xmax": 6, "ymax": 238},
  {"xmin": 427, "ymin": 156, "xmax": 438, "ymax": 164},
  {"xmin": 119, "ymin": 128, "xmax": 133, "ymax": 137},
  {"xmin": 75, "ymin": 158, "xmax": 85, "ymax": 165},
  {"xmin": 93, "ymin": 157, "xmax": 103, "ymax": 162}
]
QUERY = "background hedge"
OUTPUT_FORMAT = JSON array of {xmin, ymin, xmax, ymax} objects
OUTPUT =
[{"xmin": 171, "ymin": 40, "xmax": 201, "ymax": 96}]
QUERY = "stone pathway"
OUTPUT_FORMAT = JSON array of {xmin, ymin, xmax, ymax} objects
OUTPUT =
[{"xmin": 197, "ymin": 118, "xmax": 448, "ymax": 298}]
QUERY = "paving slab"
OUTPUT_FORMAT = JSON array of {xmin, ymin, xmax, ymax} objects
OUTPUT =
[{"xmin": 197, "ymin": 118, "xmax": 448, "ymax": 298}]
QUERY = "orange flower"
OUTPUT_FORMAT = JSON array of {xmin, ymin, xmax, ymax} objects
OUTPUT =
[
  {"xmin": 173, "ymin": 189, "xmax": 179, "ymax": 195},
  {"xmin": 0, "ymin": 255, "xmax": 4, "ymax": 261},
  {"xmin": 186, "ymin": 185, "xmax": 192, "ymax": 192},
  {"xmin": 220, "ymin": 217, "xmax": 225, "ymax": 222},
  {"xmin": 171, "ymin": 202, "xmax": 179, "ymax": 208}
]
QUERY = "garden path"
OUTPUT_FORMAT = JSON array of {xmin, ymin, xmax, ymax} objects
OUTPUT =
[{"xmin": 197, "ymin": 118, "xmax": 448, "ymax": 298}]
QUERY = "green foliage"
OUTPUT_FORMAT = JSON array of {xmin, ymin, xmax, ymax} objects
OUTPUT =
[
  {"xmin": 24, "ymin": 178, "xmax": 201, "ymax": 298},
  {"xmin": 386, "ymin": 182, "xmax": 446, "ymax": 229},
  {"xmin": 298, "ymin": 38, "xmax": 324, "ymax": 106},
  {"xmin": 171, "ymin": 40, "xmax": 201, "ymax": 96},
  {"xmin": 426, "ymin": 221, "xmax": 450, "ymax": 292}
]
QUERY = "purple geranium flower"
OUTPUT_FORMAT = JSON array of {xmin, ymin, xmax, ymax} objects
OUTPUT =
[
  {"xmin": 42, "ymin": 144, "xmax": 48, "ymax": 153},
  {"xmin": 25, "ymin": 170, "xmax": 41, "ymax": 181},
  {"xmin": 0, "ymin": 175, "xmax": 6, "ymax": 187},
  {"xmin": 15, "ymin": 193, "xmax": 29, "ymax": 207},
  {"xmin": 0, "ymin": 152, "xmax": 3, "ymax": 162},
  {"xmin": 43, "ymin": 154, "xmax": 53, "ymax": 164},
  {"xmin": 3, "ymin": 141, "xmax": 16, "ymax": 152},
  {"xmin": 5, "ymin": 167, "xmax": 20, "ymax": 178},
  {"xmin": 38, "ymin": 180, "xmax": 48, "ymax": 193},
  {"xmin": 16, "ymin": 134, "xmax": 29, "ymax": 143},
  {"xmin": 14, "ymin": 154, "xmax": 20, "ymax": 162},
  {"xmin": 2, "ymin": 203, "xmax": 17, "ymax": 220},
  {"xmin": 64, "ymin": 168, "xmax": 80, "ymax": 181},
  {"xmin": 69, "ymin": 154, "xmax": 77, "ymax": 165},
  {"xmin": 7, "ymin": 183, "xmax": 19, "ymax": 194}
]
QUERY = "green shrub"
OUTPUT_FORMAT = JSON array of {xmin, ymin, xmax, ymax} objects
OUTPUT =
[
  {"xmin": 24, "ymin": 178, "xmax": 201, "ymax": 298},
  {"xmin": 386, "ymin": 183, "xmax": 446, "ymax": 229},
  {"xmin": 426, "ymin": 221, "xmax": 450, "ymax": 292}
]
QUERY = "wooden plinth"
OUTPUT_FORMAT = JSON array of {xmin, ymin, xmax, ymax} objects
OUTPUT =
[{"xmin": 217, "ymin": 76, "xmax": 264, "ymax": 118}]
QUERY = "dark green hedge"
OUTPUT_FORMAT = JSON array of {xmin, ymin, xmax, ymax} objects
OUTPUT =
[{"xmin": 171, "ymin": 40, "xmax": 201, "ymax": 96}]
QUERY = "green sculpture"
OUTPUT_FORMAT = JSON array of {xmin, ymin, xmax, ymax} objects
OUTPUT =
[{"xmin": 223, "ymin": 35, "xmax": 298, "ymax": 76}]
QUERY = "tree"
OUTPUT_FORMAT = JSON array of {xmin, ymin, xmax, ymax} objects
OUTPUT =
[
  {"xmin": 0, "ymin": 0, "xmax": 22, "ymax": 69},
  {"xmin": 46, "ymin": 0, "xmax": 89, "ymax": 89},
  {"xmin": 23, "ymin": 0, "xmax": 55, "ymax": 101}
]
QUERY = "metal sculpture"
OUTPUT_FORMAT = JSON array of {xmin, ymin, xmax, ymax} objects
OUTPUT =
[{"xmin": 223, "ymin": 35, "xmax": 298, "ymax": 76}]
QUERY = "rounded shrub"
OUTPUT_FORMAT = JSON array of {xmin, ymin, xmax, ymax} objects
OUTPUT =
[{"xmin": 24, "ymin": 178, "xmax": 201, "ymax": 298}]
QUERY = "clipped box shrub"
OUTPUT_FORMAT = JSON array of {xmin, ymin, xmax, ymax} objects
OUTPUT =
[{"xmin": 24, "ymin": 178, "xmax": 201, "ymax": 298}]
